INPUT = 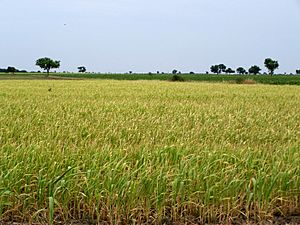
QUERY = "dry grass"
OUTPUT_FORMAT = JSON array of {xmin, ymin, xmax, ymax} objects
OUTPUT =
[{"xmin": 243, "ymin": 79, "xmax": 256, "ymax": 84}]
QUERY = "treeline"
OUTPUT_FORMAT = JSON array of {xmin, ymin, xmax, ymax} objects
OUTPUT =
[
  {"xmin": 1, "ymin": 57, "xmax": 300, "ymax": 75},
  {"xmin": 0, "ymin": 66, "xmax": 27, "ymax": 74}
]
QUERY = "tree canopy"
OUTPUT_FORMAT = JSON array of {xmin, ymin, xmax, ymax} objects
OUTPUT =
[
  {"xmin": 78, "ymin": 66, "xmax": 86, "ymax": 73},
  {"xmin": 236, "ymin": 67, "xmax": 247, "ymax": 75},
  {"xmin": 225, "ymin": 68, "xmax": 235, "ymax": 74},
  {"xmin": 210, "ymin": 64, "xmax": 227, "ymax": 74},
  {"xmin": 264, "ymin": 58, "xmax": 279, "ymax": 75},
  {"xmin": 248, "ymin": 65, "xmax": 261, "ymax": 75},
  {"xmin": 6, "ymin": 66, "xmax": 17, "ymax": 74},
  {"xmin": 36, "ymin": 57, "xmax": 60, "ymax": 76}
]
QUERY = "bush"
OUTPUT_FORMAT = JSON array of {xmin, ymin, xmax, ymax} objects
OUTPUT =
[
  {"xmin": 170, "ymin": 75, "xmax": 184, "ymax": 82},
  {"xmin": 235, "ymin": 77, "xmax": 245, "ymax": 84}
]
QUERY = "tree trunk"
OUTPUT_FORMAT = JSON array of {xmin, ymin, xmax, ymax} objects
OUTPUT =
[{"xmin": 46, "ymin": 69, "xmax": 50, "ymax": 77}]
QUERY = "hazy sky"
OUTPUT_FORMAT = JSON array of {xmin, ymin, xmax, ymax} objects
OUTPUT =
[{"xmin": 0, "ymin": 0, "xmax": 299, "ymax": 73}]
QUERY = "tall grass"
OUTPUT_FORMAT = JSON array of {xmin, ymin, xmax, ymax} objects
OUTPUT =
[{"xmin": 0, "ymin": 80, "xmax": 299, "ymax": 224}]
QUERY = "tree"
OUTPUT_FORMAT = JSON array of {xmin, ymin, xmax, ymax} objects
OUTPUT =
[
  {"xmin": 236, "ymin": 67, "xmax": 246, "ymax": 75},
  {"xmin": 6, "ymin": 66, "xmax": 17, "ymax": 75},
  {"xmin": 248, "ymin": 65, "xmax": 261, "ymax": 75},
  {"xmin": 296, "ymin": 70, "xmax": 300, "ymax": 75},
  {"xmin": 210, "ymin": 64, "xmax": 227, "ymax": 74},
  {"xmin": 264, "ymin": 58, "xmax": 279, "ymax": 75},
  {"xmin": 172, "ymin": 69, "xmax": 178, "ymax": 74},
  {"xmin": 36, "ymin": 57, "xmax": 60, "ymax": 77},
  {"xmin": 210, "ymin": 65, "xmax": 219, "ymax": 74},
  {"xmin": 78, "ymin": 66, "xmax": 86, "ymax": 73},
  {"xmin": 225, "ymin": 68, "xmax": 235, "ymax": 74},
  {"xmin": 218, "ymin": 64, "xmax": 227, "ymax": 73}
]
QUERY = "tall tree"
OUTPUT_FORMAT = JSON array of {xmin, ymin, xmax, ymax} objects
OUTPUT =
[
  {"xmin": 264, "ymin": 58, "xmax": 279, "ymax": 75},
  {"xmin": 36, "ymin": 57, "xmax": 60, "ymax": 77}
]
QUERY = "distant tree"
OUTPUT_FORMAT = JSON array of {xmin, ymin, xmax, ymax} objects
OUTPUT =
[
  {"xmin": 78, "ymin": 66, "xmax": 86, "ymax": 73},
  {"xmin": 210, "ymin": 65, "xmax": 219, "ymax": 74},
  {"xmin": 0, "ymin": 68, "xmax": 7, "ymax": 73},
  {"xmin": 225, "ymin": 68, "xmax": 235, "ymax": 74},
  {"xmin": 6, "ymin": 66, "xmax": 17, "ymax": 75},
  {"xmin": 36, "ymin": 57, "xmax": 60, "ymax": 77},
  {"xmin": 129, "ymin": 71, "xmax": 133, "ymax": 74},
  {"xmin": 236, "ymin": 67, "xmax": 247, "ymax": 75},
  {"xmin": 210, "ymin": 64, "xmax": 227, "ymax": 74},
  {"xmin": 189, "ymin": 71, "xmax": 195, "ymax": 74},
  {"xmin": 296, "ymin": 70, "xmax": 300, "ymax": 75},
  {"xmin": 248, "ymin": 65, "xmax": 261, "ymax": 75},
  {"xmin": 218, "ymin": 64, "xmax": 227, "ymax": 73},
  {"xmin": 157, "ymin": 71, "xmax": 160, "ymax": 74},
  {"xmin": 172, "ymin": 69, "xmax": 178, "ymax": 74},
  {"xmin": 264, "ymin": 58, "xmax": 279, "ymax": 75}
]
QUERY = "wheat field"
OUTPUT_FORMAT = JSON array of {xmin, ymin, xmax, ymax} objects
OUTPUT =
[{"xmin": 0, "ymin": 80, "xmax": 299, "ymax": 224}]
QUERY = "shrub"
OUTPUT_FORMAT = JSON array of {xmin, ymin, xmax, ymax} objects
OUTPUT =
[
  {"xmin": 235, "ymin": 77, "xmax": 245, "ymax": 84},
  {"xmin": 170, "ymin": 75, "xmax": 184, "ymax": 82}
]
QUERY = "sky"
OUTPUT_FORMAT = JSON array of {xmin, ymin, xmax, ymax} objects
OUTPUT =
[{"xmin": 0, "ymin": 0, "xmax": 299, "ymax": 73}]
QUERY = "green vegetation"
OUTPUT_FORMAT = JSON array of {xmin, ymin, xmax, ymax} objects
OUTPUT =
[
  {"xmin": 2, "ymin": 72, "xmax": 300, "ymax": 85},
  {"xmin": 0, "ymin": 80, "xmax": 299, "ymax": 224}
]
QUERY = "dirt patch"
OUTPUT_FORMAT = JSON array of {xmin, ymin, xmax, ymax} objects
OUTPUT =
[{"xmin": 41, "ymin": 76, "xmax": 84, "ymax": 80}]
